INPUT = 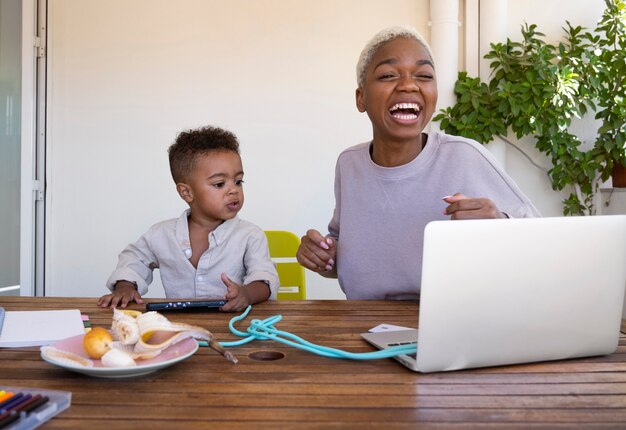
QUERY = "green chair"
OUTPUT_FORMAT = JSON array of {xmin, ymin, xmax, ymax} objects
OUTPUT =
[{"xmin": 265, "ymin": 230, "xmax": 306, "ymax": 300}]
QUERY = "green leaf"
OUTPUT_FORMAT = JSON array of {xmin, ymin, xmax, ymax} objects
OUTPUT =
[{"xmin": 438, "ymin": 1, "xmax": 626, "ymax": 215}]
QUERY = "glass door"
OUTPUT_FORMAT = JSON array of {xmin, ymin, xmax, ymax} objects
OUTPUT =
[{"xmin": 0, "ymin": 0, "xmax": 22, "ymax": 296}]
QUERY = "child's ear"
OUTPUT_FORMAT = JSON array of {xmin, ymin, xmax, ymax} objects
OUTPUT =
[
  {"xmin": 355, "ymin": 87, "xmax": 366, "ymax": 113},
  {"xmin": 176, "ymin": 183, "xmax": 193, "ymax": 203}
]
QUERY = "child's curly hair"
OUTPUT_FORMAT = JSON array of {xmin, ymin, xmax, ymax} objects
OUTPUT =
[{"xmin": 168, "ymin": 125, "xmax": 240, "ymax": 184}]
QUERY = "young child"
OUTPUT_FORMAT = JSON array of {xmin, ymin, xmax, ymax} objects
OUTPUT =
[
  {"xmin": 296, "ymin": 25, "xmax": 539, "ymax": 300},
  {"xmin": 97, "ymin": 125, "xmax": 278, "ymax": 311}
]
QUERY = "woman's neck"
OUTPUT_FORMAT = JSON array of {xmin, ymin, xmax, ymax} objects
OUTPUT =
[{"xmin": 370, "ymin": 133, "xmax": 427, "ymax": 167}]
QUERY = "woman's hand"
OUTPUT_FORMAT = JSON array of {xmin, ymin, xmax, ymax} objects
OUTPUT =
[
  {"xmin": 296, "ymin": 229, "xmax": 337, "ymax": 277},
  {"xmin": 443, "ymin": 193, "xmax": 507, "ymax": 220}
]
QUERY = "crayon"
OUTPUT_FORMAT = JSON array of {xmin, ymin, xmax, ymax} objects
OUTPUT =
[
  {"xmin": 11, "ymin": 394, "xmax": 43, "ymax": 413},
  {"xmin": 0, "ymin": 411, "xmax": 19, "ymax": 428},
  {"xmin": 20, "ymin": 395, "xmax": 49, "ymax": 414},
  {"xmin": 0, "ymin": 395, "xmax": 46, "ymax": 429},
  {"xmin": 0, "ymin": 391, "xmax": 16, "ymax": 409},
  {"xmin": 0, "ymin": 393, "xmax": 27, "ymax": 412},
  {"xmin": 0, "ymin": 387, "xmax": 68, "ymax": 429}
]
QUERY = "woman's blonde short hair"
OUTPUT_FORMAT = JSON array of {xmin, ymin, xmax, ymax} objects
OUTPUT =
[{"xmin": 356, "ymin": 25, "xmax": 434, "ymax": 88}]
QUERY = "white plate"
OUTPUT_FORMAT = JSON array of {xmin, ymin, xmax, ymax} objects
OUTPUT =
[{"xmin": 40, "ymin": 333, "xmax": 198, "ymax": 378}]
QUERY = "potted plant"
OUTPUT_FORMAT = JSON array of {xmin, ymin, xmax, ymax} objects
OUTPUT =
[{"xmin": 434, "ymin": 0, "xmax": 626, "ymax": 215}]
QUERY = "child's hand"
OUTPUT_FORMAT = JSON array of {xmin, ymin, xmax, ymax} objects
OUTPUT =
[
  {"xmin": 220, "ymin": 273, "xmax": 252, "ymax": 312},
  {"xmin": 97, "ymin": 281, "xmax": 144, "ymax": 308}
]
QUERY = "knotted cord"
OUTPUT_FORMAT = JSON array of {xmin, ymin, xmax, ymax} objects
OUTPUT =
[{"xmin": 199, "ymin": 305, "xmax": 417, "ymax": 360}]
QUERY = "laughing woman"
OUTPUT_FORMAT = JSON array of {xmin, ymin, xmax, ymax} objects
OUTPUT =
[{"xmin": 296, "ymin": 25, "xmax": 539, "ymax": 300}]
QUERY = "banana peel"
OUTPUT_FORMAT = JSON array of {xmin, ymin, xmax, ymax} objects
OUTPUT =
[{"xmin": 111, "ymin": 308, "xmax": 237, "ymax": 364}]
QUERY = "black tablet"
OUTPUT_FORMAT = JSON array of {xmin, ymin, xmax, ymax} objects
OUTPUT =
[{"xmin": 145, "ymin": 300, "xmax": 226, "ymax": 312}]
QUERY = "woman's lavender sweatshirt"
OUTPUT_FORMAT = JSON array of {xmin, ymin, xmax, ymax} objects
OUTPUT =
[{"xmin": 327, "ymin": 132, "xmax": 540, "ymax": 300}]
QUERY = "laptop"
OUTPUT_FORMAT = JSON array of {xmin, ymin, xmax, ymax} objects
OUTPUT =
[{"xmin": 361, "ymin": 215, "xmax": 626, "ymax": 373}]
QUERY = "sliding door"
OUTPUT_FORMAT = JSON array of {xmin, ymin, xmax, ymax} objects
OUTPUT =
[{"xmin": 0, "ymin": 0, "xmax": 22, "ymax": 296}]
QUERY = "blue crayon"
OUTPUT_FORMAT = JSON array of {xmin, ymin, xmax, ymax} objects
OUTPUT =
[
  {"xmin": 0, "ymin": 392, "xmax": 20, "ymax": 410},
  {"xmin": 11, "ymin": 394, "xmax": 43, "ymax": 414},
  {"xmin": 0, "ymin": 393, "xmax": 31, "ymax": 413}
]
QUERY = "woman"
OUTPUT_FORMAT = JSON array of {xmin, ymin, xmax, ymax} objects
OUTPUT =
[{"xmin": 296, "ymin": 25, "xmax": 539, "ymax": 300}]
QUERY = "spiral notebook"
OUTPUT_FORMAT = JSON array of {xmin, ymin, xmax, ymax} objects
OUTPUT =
[{"xmin": 0, "ymin": 308, "xmax": 85, "ymax": 348}]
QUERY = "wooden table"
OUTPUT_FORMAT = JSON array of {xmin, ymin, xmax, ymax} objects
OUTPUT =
[{"xmin": 1, "ymin": 297, "xmax": 625, "ymax": 429}]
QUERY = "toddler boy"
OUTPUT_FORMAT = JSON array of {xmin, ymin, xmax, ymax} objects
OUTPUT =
[{"xmin": 97, "ymin": 125, "xmax": 278, "ymax": 311}]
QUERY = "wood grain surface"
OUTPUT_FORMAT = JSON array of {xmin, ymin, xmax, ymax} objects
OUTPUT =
[{"xmin": 1, "ymin": 297, "xmax": 625, "ymax": 429}]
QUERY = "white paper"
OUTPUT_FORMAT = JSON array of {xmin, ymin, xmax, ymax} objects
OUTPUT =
[
  {"xmin": 368, "ymin": 323, "xmax": 414, "ymax": 333},
  {"xmin": 0, "ymin": 309, "xmax": 85, "ymax": 347}
]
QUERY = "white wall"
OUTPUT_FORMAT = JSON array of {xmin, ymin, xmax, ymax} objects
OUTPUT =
[
  {"xmin": 45, "ymin": 0, "xmax": 615, "ymax": 300},
  {"xmin": 46, "ymin": 0, "xmax": 429, "ymax": 299}
]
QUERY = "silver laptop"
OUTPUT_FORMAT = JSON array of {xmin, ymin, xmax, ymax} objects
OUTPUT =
[{"xmin": 362, "ymin": 215, "xmax": 626, "ymax": 373}]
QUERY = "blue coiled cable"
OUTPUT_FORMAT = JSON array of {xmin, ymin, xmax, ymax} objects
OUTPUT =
[{"xmin": 199, "ymin": 305, "xmax": 417, "ymax": 360}]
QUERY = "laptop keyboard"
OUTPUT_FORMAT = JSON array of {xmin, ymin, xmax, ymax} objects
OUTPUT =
[{"xmin": 388, "ymin": 341, "xmax": 417, "ymax": 359}]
